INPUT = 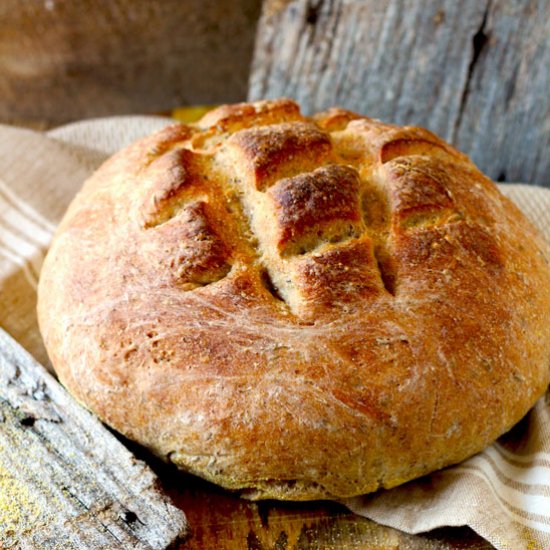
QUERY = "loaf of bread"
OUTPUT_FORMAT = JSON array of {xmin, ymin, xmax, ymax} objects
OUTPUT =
[{"xmin": 37, "ymin": 99, "xmax": 550, "ymax": 500}]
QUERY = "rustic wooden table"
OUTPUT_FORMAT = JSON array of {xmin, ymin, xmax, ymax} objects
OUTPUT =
[{"xmin": 162, "ymin": 466, "xmax": 492, "ymax": 549}]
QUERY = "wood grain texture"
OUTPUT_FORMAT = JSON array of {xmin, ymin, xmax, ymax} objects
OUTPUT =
[
  {"xmin": 249, "ymin": 0, "xmax": 550, "ymax": 187},
  {"xmin": 0, "ymin": 0, "xmax": 261, "ymax": 125},
  {"xmin": 0, "ymin": 329, "xmax": 187, "ymax": 549},
  {"xmin": 157, "ymin": 471, "xmax": 492, "ymax": 549}
]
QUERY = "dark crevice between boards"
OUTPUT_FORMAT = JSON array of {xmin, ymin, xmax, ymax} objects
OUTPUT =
[
  {"xmin": 20, "ymin": 416, "xmax": 36, "ymax": 427},
  {"xmin": 305, "ymin": 1, "xmax": 321, "ymax": 25},
  {"xmin": 452, "ymin": 0, "xmax": 492, "ymax": 142},
  {"xmin": 120, "ymin": 510, "xmax": 141, "ymax": 526}
]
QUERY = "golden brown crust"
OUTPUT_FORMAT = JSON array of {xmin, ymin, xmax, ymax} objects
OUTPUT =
[
  {"xmin": 38, "ymin": 98, "xmax": 550, "ymax": 500},
  {"xmin": 227, "ymin": 122, "xmax": 332, "ymax": 191}
]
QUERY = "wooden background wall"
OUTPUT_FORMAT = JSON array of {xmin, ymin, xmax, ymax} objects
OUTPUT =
[
  {"xmin": 250, "ymin": 0, "xmax": 550, "ymax": 188},
  {"xmin": 0, "ymin": 0, "xmax": 262, "ymax": 125}
]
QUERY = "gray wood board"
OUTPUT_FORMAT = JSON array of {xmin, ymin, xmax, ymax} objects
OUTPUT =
[
  {"xmin": 0, "ymin": 328, "xmax": 187, "ymax": 549},
  {"xmin": 249, "ymin": 0, "xmax": 550, "ymax": 188}
]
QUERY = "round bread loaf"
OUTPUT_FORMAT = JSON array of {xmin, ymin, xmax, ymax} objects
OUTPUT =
[{"xmin": 38, "ymin": 99, "xmax": 550, "ymax": 500}]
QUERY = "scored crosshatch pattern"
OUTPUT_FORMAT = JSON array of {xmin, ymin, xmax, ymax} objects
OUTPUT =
[{"xmin": 137, "ymin": 98, "xmax": 484, "ymax": 319}]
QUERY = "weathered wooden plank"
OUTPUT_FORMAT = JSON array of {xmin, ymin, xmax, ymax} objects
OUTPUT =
[
  {"xmin": 249, "ymin": 0, "xmax": 550, "ymax": 187},
  {"xmin": 0, "ymin": 328, "xmax": 187, "ymax": 549}
]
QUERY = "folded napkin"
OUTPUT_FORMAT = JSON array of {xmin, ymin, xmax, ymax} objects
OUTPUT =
[{"xmin": 1, "ymin": 117, "xmax": 549, "ymax": 550}]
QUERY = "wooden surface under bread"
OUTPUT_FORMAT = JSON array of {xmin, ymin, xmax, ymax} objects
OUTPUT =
[
  {"xmin": 132, "ymin": 442, "xmax": 494, "ymax": 549},
  {"xmin": 168, "ymin": 475, "xmax": 493, "ymax": 549}
]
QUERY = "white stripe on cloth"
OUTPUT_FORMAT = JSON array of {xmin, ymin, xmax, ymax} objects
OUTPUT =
[
  {"xmin": 0, "ymin": 235, "xmax": 42, "ymax": 289},
  {"xmin": 0, "ymin": 193, "xmax": 53, "ymax": 247},
  {"xmin": 0, "ymin": 222, "xmax": 43, "ymax": 272},
  {"xmin": 0, "ymin": 178, "xmax": 56, "ymax": 234},
  {"xmin": 450, "ymin": 466, "xmax": 550, "ymax": 533},
  {"xmin": 479, "ymin": 447, "xmax": 550, "ymax": 493},
  {"xmin": 0, "ymin": 178, "xmax": 54, "ymax": 290}
]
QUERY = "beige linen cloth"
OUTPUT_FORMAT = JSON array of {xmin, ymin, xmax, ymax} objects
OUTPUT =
[{"xmin": 1, "ymin": 117, "xmax": 550, "ymax": 549}]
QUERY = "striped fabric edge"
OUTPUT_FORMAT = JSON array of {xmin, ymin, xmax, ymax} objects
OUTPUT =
[
  {"xmin": 0, "ymin": 192, "xmax": 52, "ymax": 248},
  {"xmin": 0, "ymin": 178, "xmax": 56, "ymax": 234},
  {"xmin": 443, "ymin": 450, "xmax": 550, "ymax": 534},
  {"xmin": 447, "ymin": 467, "xmax": 550, "ymax": 535},
  {"xmin": 0, "ymin": 178, "xmax": 54, "ymax": 290},
  {"xmin": 464, "ymin": 446, "xmax": 550, "ymax": 496},
  {"xmin": 494, "ymin": 443, "xmax": 550, "ymax": 469}
]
